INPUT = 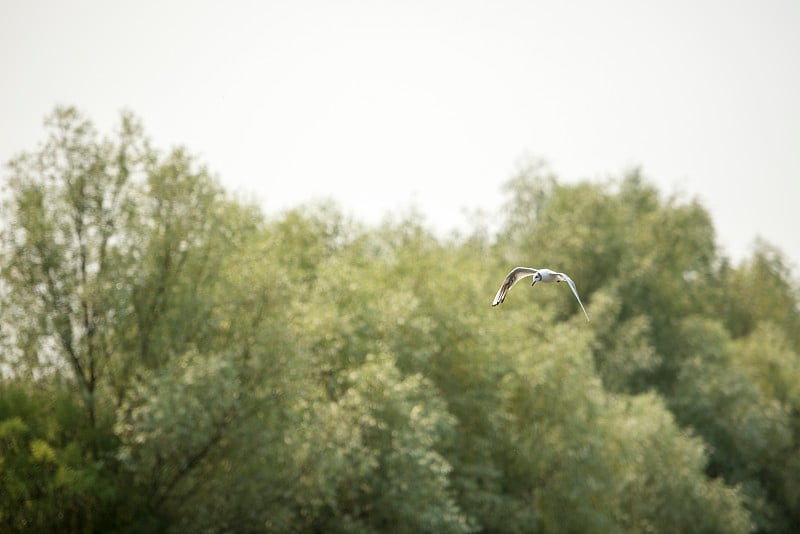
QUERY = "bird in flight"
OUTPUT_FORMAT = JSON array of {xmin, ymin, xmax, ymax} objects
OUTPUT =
[{"xmin": 492, "ymin": 267, "xmax": 590, "ymax": 321}]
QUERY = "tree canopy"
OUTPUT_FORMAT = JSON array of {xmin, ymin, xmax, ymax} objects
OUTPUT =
[{"xmin": 2, "ymin": 107, "xmax": 799, "ymax": 532}]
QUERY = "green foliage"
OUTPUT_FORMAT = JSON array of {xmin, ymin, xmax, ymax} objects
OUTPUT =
[
  {"xmin": 496, "ymin": 324, "xmax": 749, "ymax": 533},
  {"xmin": 304, "ymin": 354, "xmax": 471, "ymax": 533},
  {"xmin": 4, "ymin": 107, "xmax": 800, "ymax": 531},
  {"xmin": 0, "ymin": 382, "xmax": 120, "ymax": 532},
  {"xmin": 668, "ymin": 319, "xmax": 800, "ymax": 531},
  {"xmin": 720, "ymin": 241, "xmax": 800, "ymax": 351}
]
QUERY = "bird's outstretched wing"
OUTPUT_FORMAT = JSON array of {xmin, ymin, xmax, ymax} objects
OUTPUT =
[
  {"xmin": 492, "ymin": 267, "xmax": 539, "ymax": 306},
  {"xmin": 558, "ymin": 273, "xmax": 590, "ymax": 321}
]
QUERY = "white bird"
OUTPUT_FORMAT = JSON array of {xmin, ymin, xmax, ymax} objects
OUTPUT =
[{"xmin": 492, "ymin": 267, "xmax": 590, "ymax": 321}]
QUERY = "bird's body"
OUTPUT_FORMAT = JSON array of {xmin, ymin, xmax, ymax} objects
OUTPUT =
[{"xmin": 492, "ymin": 266, "xmax": 590, "ymax": 321}]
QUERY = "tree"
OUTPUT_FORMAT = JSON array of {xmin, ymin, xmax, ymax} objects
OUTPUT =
[
  {"xmin": 9, "ymin": 108, "xmax": 800, "ymax": 531},
  {"xmin": 1, "ymin": 107, "xmax": 271, "ymax": 530},
  {"xmin": 1, "ymin": 107, "xmax": 148, "ymax": 454},
  {"xmin": 0, "ymin": 381, "xmax": 120, "ymax": 532},
  {"xmin": 496, "ymin": 321, "xmax": 750, "ymax": 533},
  {"xmin": 719, "ymin": 240, "xmax": 800, "ymax": 351}
]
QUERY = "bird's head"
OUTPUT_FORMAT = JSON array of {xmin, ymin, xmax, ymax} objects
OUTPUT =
[{"xmin": 531, "ymin": 272, "xmax": 542, "ymax": 286}]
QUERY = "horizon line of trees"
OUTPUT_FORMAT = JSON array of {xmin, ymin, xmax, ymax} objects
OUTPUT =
[{"xmin": 1, "ymin": 106, "xmax": 799, "ymax": 533}]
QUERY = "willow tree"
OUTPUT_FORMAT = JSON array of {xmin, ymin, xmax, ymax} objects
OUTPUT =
[
  {"xmin": 1, "ymin": 107, "xmax": 148, "ymax": 453},
  {"xmin": 0, "ymin": 107, "xmax": 262, "ymax": 451}
]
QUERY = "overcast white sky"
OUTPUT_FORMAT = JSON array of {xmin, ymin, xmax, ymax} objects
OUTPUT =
[{"xmin": 2, "ymin": 1, "xmax": 799, "ymax": 268}]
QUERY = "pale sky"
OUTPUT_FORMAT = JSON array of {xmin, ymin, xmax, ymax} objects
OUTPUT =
[{"xmin": 2, "ymin": 0, "xmax": 799, "ymax": 269}]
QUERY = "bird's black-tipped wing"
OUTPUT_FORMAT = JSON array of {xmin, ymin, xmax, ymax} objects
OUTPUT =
[
  {"xmin": 557, "ymin": 273, "xmax": 590, "ymax": 321},
  {"xmin": 492, "ymin": 267, "xmax": 539, "ymax": 306}
]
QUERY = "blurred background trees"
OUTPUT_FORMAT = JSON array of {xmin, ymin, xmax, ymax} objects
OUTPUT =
[{"xmin": 1, "ymin": 108, "xmax": 798, "ymax": 532}]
